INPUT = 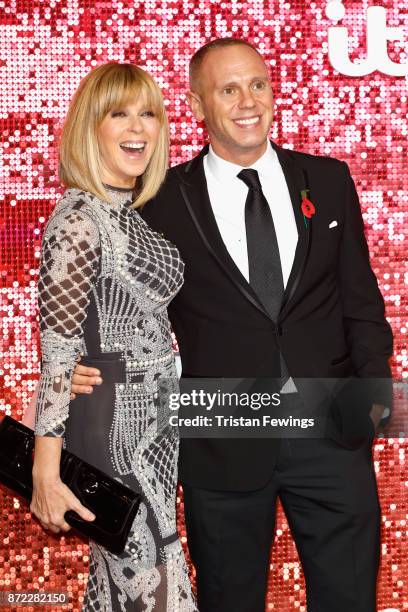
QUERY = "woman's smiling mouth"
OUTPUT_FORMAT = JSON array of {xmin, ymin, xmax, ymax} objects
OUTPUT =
[{"xmin": 119, "ymin": 141, "xmax": 147, "ymax": 157}]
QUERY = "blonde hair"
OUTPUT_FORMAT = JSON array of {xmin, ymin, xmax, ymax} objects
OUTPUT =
[{"xmin": 59, "ymin": 63, "xmax": 168, "ymax": 208}]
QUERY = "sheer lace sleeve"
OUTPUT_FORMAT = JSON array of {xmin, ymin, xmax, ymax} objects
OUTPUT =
[{"xmin": 34, "ymin": 206, "xmax": 101, "ymax": 437}]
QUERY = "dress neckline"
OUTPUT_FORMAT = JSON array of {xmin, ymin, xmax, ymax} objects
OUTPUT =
[
  {"xmin": 104, "ymin": 183, "xmax": 134, "ymax": 194},
  {"xmin": 103, "ymin": 184, "xmax": 135, "ymax": 208}
]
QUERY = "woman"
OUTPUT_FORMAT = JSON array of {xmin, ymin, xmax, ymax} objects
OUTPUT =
[{"xmin": 30, "ymin": 62, "xmax": 196, "ymax": 611}]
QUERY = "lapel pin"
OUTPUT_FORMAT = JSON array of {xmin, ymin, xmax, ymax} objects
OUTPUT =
[{"xmin": 300, "ymin": 189, "xmax": 316, "ymax": 228}]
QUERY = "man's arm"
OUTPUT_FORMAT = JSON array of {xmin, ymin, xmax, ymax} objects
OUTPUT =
[{"xmin": 337, "ymin": 162, "xmax": 393, "ymax": 422}]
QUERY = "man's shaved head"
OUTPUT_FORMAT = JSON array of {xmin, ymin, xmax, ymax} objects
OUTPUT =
[
  {"xmin": 186, "ymin": 40, "xmax": 274, "ymax": 166},
  {"xmin": 189, "ymin": 38, "xmax": 263, "ymax": 93}
]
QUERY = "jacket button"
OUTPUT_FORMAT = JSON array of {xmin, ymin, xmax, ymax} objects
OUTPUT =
[{"xmin": 276, "ymin": 324, "xmax": 283, "ymax": 336}]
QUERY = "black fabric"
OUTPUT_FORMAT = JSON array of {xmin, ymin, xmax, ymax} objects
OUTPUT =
[
  {"xmin": 183, "ymin": 436, "xmax": 380, "ymax": 612},
  {"xmin": 141, "ymin": 142, "xmax": 393, "ymax": 492},
  {"xmin": 237, "ymin": 168, "xmax": 284, "ymax": 320},
  {"xmin": 64, "ymin": 353, "xmax": 126, "ymax": 477}
]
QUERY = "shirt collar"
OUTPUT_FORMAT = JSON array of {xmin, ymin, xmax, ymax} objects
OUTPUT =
[{"xmin": 206, "ymin": 141, "xmax": 278, "ymax": 183}]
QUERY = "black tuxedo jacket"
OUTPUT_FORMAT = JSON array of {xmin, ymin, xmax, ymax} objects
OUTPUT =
[{"xmin": 141, "ymin": 142, "xmax": 393, "ymax": 491}]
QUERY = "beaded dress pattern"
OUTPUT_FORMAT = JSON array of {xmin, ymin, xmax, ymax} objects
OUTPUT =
[{"xmin": 34, "ymin": 187, "xmax": 196, "ymax": 611}]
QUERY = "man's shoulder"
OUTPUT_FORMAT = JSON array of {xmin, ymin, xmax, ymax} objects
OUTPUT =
[
  {"xmin": 279, "ymin": 144, "xmax": 347, "ymax": 172},
  {"xmin": 144, "ymin": 151, "xmax": 204, "ymax": 207},
  {"xmin": 165, "ymin": 152, "xmax": 204, "ymax": 184},
  {"xmin": 140, "ymin": 156, "xmax": 201, "ymax": 224},
  {"xmin": 159, "ymin": 164, "xmax": 187, "ymax": 189},
  {"xmin": 151, "ymin": 163, "xmax": 187, "ymax": 202}
]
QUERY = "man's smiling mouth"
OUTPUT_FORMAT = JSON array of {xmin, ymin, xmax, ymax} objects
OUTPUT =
[{"xmin": 233, "ymin": 116, "xmax": 261, "ymax": 127}]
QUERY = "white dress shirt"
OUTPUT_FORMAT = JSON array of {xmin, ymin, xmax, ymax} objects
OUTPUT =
[
  {"xmin": 203, "ymin": 142, "xmax": 298, "ymax": 287},
  {"xmin": 203, "ymin": 142, "xmax": 299, "ymax": 393}
]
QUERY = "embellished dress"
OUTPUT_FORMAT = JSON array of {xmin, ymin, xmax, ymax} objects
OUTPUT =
[{"xmin": 34, "ymin": 186, "xmax": 196, "ymax": 611}]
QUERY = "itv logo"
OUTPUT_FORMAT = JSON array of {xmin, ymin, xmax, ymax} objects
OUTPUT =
[{"xmin": 326, "ymin": 0, "xmax": 408, "ymax": 76}]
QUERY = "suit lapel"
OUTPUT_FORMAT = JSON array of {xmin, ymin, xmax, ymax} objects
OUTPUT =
[
  {"xmin": 178, "ymin": 143, "xmax": 312, "ymax": 321},
  {"xmin": 272, "ymin": 143, "xmax": 312, "ymax": 317},
  {"xmin": 178, "ymin": 147, "xmax": 271, "ymax": 319}
]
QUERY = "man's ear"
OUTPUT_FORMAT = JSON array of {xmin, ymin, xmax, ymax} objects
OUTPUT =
[{"xmin": 187, "ymin": 90, "xmax": 205, "ymax": 122}]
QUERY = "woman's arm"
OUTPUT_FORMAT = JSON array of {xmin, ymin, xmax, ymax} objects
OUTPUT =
[
  {"xmin": 21, "ymin": 384, "xmax": 38, "ymax": 430},
  {"xmin": 31, "ymin": 205, "xmax": 100, "ymax": 532}
]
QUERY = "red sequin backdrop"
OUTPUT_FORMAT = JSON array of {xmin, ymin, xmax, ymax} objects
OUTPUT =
[{"xmin": 0, "ymin": 0, "xmax": 407, "ymax": 610}]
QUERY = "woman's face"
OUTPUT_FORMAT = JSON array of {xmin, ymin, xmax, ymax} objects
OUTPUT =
[{"xmin": 97, "ymin": 98, "xmax": 161, "ymax": 189}]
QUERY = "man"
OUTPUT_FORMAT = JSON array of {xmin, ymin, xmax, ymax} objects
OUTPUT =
[{"xmin": 72, "ymin": 39, "xmax": 392, "ymax": 611}]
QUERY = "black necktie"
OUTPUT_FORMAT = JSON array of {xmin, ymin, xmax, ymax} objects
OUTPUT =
[
  {"xmin": 237, "ymin": 168, "xmax": 284, "ymax": 321},
  {"xmin": 238, "ymin": 168, "xmax": 293, "ymax": 386}
]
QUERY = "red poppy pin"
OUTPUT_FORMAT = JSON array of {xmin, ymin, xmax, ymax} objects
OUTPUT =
[{"xmin": 300, "ymin": 189, "xmax": 315, "ymax": 227}]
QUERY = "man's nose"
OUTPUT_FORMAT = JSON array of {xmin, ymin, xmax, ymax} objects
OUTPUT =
[{"xmin": 238, "ymin": 90, "xmax": 257, "ymax": 109}]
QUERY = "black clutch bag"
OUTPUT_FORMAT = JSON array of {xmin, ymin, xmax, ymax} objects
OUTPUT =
[{"xmin": 0, "ymin": 415, "xmax": 141, "ymax": 555}]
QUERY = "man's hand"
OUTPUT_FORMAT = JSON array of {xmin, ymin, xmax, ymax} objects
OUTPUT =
[
  {"xmin": 369, "ymin": 403, "xmax": 386, "ymax": 431},
  {"xmin": 70, "ymin": 360, "xmax": 102, "ymax": 400}
]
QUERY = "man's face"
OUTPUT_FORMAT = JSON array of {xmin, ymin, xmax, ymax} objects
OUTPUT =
[{"xmin": 188, "ymin": 45, "xmax": 274, "ymax": 164}]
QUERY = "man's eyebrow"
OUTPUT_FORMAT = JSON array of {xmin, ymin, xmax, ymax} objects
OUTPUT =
[
  {"xmin": 219, "ymin": 80, "xmax": 239, "ymax": 88},
  {"xmin": 219, "ymin": 76, "xmax": 269, "ymax": 88}
]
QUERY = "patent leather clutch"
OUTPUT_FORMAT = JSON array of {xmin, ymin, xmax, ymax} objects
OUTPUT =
[{"xmin": 0, "ymin": 415, "xmax": 141, "ymax": 555}]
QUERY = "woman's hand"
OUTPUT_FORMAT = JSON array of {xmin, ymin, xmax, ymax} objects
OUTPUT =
[
  {"xmin": 31, "ymin": 436, "xmax": 95, "ymax": 534},
  {"xmin": 30, "ymin": 475, "xmax": 96, "ymax": 534}
]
